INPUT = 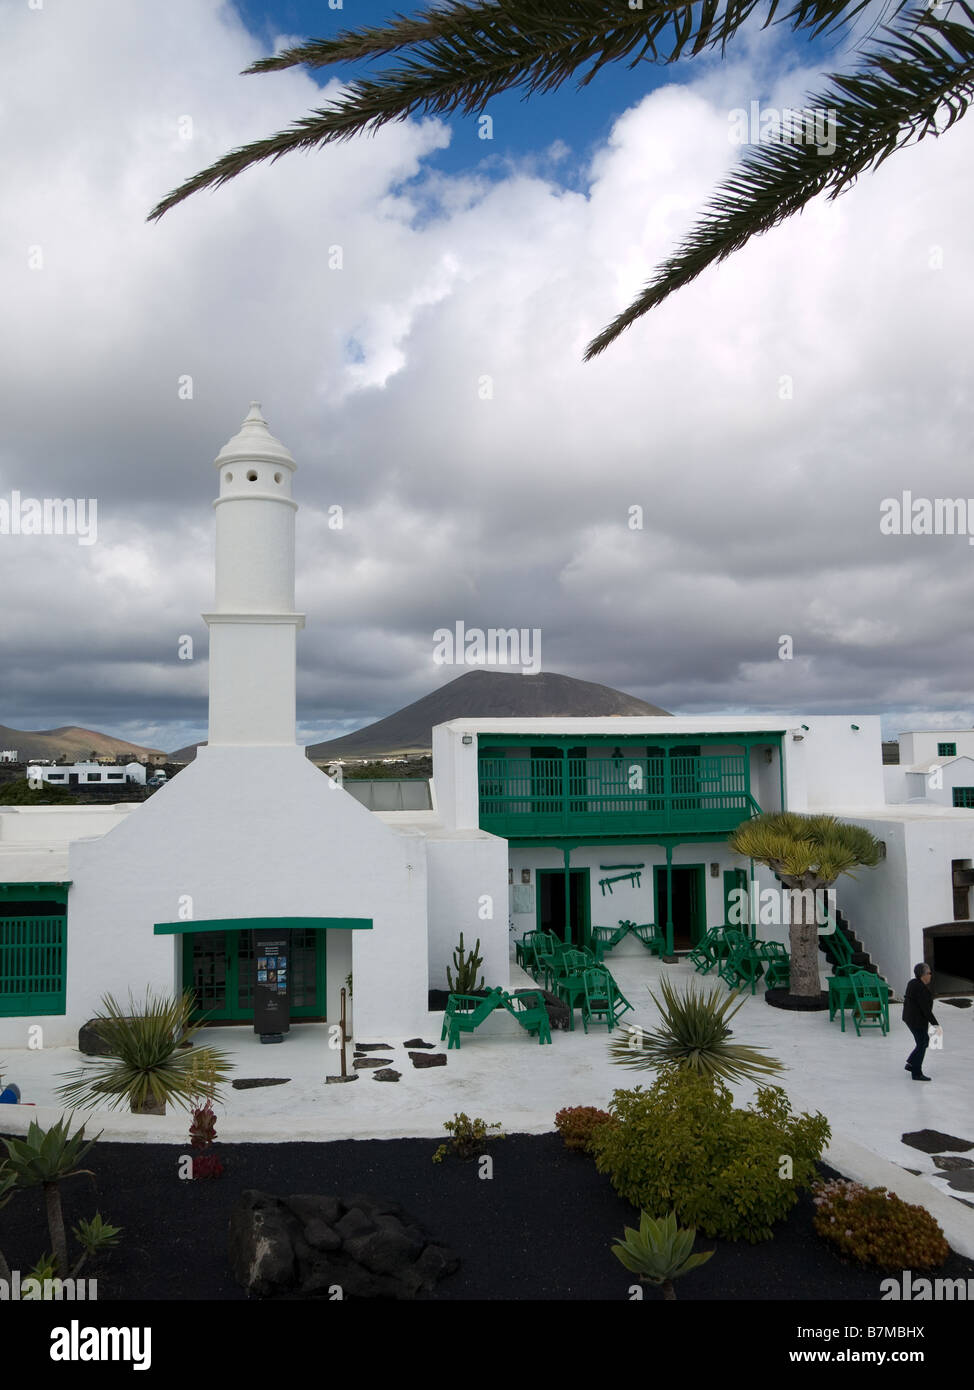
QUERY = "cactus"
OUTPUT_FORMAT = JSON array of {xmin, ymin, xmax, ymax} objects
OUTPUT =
[{"xmin": 446, "ymin": 933, "xmax": 484, "ymax": 994}]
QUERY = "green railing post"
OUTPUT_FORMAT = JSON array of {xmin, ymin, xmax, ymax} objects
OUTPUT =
[{"xmin": 664, "ymin": 844, "xmax": 674, "ymax": 956}]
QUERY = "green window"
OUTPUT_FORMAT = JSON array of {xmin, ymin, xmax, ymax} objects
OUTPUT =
[
  {"xmin": 939, "ymin": 742, "xmax": 957, "ymax": 758},
  {"xmin": 952, "ymin": 787, "xmax": 974, "ymax": 808},
  {"xmin": 0, "ymin": 916, "xmax": 67, "ymax": 1016}
]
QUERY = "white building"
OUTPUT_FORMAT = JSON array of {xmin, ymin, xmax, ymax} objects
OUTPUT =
[
  {"xmin": 23, "ymin": 762, "xmax": 146, "ymax": 789},
  {"xmin": 0, "ymin": 751, "xmax": 18, "ymax": 763},
  {"xmin": 1, "ymin": 406, "xmax": 972, "ymax": 1049}
]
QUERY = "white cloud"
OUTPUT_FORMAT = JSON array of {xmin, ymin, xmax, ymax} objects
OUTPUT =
[{"xmin": 1, "ymin": 0, "xmax": 972, "ymax": 745}]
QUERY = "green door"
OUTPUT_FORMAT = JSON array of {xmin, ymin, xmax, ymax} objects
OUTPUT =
[
  {"xmin": 654, "ymin": 865, "xmax": 707, "ymax": 950},
  {"xmin": 183, "ymin": 927, "xmax": 326, "ymax": 1023},
  {"xmin": 723, "ymin": 868, "xmax": 749, "ymax": 928},
  {"xmin": 536, "ymin": 869, "xmax": 591, "ymax": 947}
]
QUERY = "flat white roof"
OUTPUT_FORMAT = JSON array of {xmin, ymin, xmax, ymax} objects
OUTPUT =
[
  {"xmin": 437, "ymin": 716, "xmax": 794, "ymax": 735},
  {"xmin": 832, "ymin": 804, "xmax": 974, "ymax": 822}
]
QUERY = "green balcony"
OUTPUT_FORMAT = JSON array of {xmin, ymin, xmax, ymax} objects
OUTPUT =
[{"xmin": 478, "ymin": 754, "xmax": 761, "ymax": 839}]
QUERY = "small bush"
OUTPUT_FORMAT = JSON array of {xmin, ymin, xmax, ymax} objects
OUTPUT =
[
  {"xmin": 590, "ymin": 1070, "xmax": 830, "ymax": 1242},
  {"xmin": 554, "ymin": 1106, "xmax": 616, "ymax": 1153},
  {"xmin": 812, "ymin": 1179, "xmax": 948, "ymax": 1268},
  {"xmin": 432, "ymin": 1112, "xmax": 504, "ymax": 1163}
]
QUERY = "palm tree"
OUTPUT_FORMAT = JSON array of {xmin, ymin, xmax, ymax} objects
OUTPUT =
[
  {"xmin": 147, "ymin": 2, "xmax": 974, "ymax": 357},
  {"xmin": 729, "ymin": 811, "xmax": 882, "ymax": 1000},
  {"xmin": 56, "ymin": 989, "xmax": 233, "ymax": 1116},
  {"xmin": 608, "ymin": 974, "xmax": 784, "ymax": 1083}
]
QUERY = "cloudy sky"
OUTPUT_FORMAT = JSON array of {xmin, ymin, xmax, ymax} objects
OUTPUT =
[{"xmin": 1, "ymin": 0, "xmax": 972, "ymax": 752}]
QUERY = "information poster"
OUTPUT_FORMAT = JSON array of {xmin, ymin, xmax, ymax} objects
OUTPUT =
[{"xmin": 253, "ymin": 929, "xmax": 291, "ymax": 1036}]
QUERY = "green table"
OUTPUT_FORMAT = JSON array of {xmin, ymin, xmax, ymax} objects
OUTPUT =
[{"xmin": 554, "ymin": 974, "xmax": 588, "ymax": 1031}]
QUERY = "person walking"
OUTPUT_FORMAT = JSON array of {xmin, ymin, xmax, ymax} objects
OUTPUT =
[{"xmin": 903, "ymin": 963, "xmax": 939, "ymax": 1081}]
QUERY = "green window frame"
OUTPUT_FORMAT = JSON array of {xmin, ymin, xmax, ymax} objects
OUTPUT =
[
  {"xmin": 0, "ymin": 915, "xmax": 67, "ymax": 1016},
  {"xmin": 939, "ymin": 742, "xmax": 957, "ymax": 758},
  {"xmin": 952, "ymin": 787, "xmax": 974, "ymax": 808}
]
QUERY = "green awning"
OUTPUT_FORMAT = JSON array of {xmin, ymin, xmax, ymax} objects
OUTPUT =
[
  {"xmin": 0, "ymin": 881, "xmax": 70, "ymax": 902},
  {"xmin": 153, "ymin": 916, "xmax": 372, "ymax": 935}
]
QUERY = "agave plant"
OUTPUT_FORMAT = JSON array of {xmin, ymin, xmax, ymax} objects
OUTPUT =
[
  {"xmin": 0, "ymin": 1162, "xmax": 17, "ymax": 1282},
  {"xmin": 1, "ymin": 1114, "xmax": 100, "ymax": 1276},
  {"xmin": 56, "ymin": 989, "xmax": 233, "ymax": 1116},
  {"xmin": 608, "ymin": 975, "xmax": 784, "ymax": 1084},
  {"xmin": 612, "ymin": 1209, "xmax": 714, "ymax": 1301}
]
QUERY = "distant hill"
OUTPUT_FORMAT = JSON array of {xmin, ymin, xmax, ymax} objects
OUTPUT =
[
  {"xmin": 305, "ymin": 669, "xmax": 671, "ymax": 760},
  {"xmin": 0, "ymin": 724, "xmax": 166, "ymax": 762}
]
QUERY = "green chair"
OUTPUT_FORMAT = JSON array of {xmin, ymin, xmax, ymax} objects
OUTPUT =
[
  {"xmin": 441, "ymin": 988, "xmax": 506, "ymax": 1050},
  {"xmin": 630, "ymin": 922, "xmax": 664, "ymax": 955},
  {"xmin": 719, "ymin": 931, "xmax": 764, "ymax": 995},
  {"xmin": 849, "ymin": 972, "xmax": 889, "ymax": 1036},
  {"xmin": 580, "ymin": 968, "xmax": 632, "ymax": 1033},
  {"xmin": 758, "ymin": 941, "xmax": 790, "ymax": 990},
  {"xmin": 527, "ymin": 932, "xmax": 558, "ymax": 983},
  {"xmin": 515, "ymin": 930, "xmax": 540, "ymax": 970},
  {"xmin": 689, "ymin": 926, "xmax": 725, "ymax": 974},
  {"xmin": 559, "ymin": 947, "xmax": 595, "ymax": 974},
  {"xmin": 502, "ymin": 990, "xmax": 552, "ymax": 1045},
  {"xmin": 591, "ymin": 921, "xmax": 630, "ymax": 961}
]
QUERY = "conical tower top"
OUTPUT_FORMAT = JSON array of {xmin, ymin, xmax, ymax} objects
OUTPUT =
[{"xmin": 214, "ymin": 402, "xmax": 296, "ymax": 472}]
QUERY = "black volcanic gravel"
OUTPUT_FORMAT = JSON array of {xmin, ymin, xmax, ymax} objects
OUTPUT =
[{"xmin": 2, "ymin": 1133, "xmax": 972, "ymax": 1300}]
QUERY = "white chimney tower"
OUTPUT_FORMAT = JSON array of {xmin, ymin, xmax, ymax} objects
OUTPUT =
[{"xmin": 203, "ymin": 403, "xmax": 305, "ymax": 746}]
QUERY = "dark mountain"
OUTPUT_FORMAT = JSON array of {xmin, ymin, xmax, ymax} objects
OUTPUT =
[{"xmin": 304, "ymin": 669, "xmax": 671, "ymax": 760}]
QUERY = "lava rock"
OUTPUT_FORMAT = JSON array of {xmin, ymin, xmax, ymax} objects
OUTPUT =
[
  {"xmin": 354, "ymin": 1042, "xmax": 394, "ymax": 1052},
  {"xmin": 228, "ymin": 1190, "xmax": 299, "ymax": 1296},
  {"xmin": 77, "ymin": 1019, "xmax": 118, "ymax": 1057},
  {"xmin": 324, "ymin": 1074, "xmax": 359, "ymax": 1084},
  {"xmin": 409, "ymin": 1051, "xmax": 447, "ymax": 1068},
  {"xmin": 227, "ymin": 1190, "xmax": 459, "ymax": 1299},
  {"xmin": 352, "ymin": 1057, "xmax": 393, "ymax": 1069},
  {"xmin": 942, "ymin": 997, "xmax": 972, "ymax": 1008},
  {"xmin": 373, "ymin": 1068, "xmax": 401, "ymax": 1082},
  {"xmin": 403, "ymin": 1038, "xmax": 435, "ymax": 1049},
  {"xmin": 902, "ymin": 1129, "xmax": 974, "ymax": 1154},
  {"xmin": 232, "ymin": 1078, "xmax": 291, "ymax": 1089},
  {"xmin": 932, "ymin": 1155, "xmax": 974, "ymax": 1171}
]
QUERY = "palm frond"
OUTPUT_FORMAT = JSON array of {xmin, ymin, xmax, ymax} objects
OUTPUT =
[
  {"xmin": 149, "ymin": 0, "xmax": 891, "ymax": 221},
  {"xmin": 585, "ymin": 3, "xmax": 974, "ymax": 356},
  {"xmin": 609, "ymin": 974, "xmax": 784, "ymax": 1082}
]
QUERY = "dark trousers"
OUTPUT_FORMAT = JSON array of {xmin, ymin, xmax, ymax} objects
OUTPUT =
[{"xmin": 905, "ymin": 1024, "xmax": 929, "ymax": 1077}]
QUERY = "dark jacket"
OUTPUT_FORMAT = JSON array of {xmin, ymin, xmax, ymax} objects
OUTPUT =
[{"xmin": 902, "ymin": 978, "xmax": 938, "ymax": 1030}]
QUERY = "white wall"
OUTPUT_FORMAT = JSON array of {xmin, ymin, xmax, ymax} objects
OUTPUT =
[
  {"xmin": 835, "ymin": 819, "xmax": 910, "ymax": 990},
  {"xmin": 900, "ymin": 731, "xmax": 974, "ymax": 765},
  {"xmin": 796, "ymin": 717, "xmax": 885, "ymax": 808},
  {"xmin": 426, "ymin": 833, "xmax": 510, "ymax": 991},
  {"xmin": 0, "ymin": 746, "xmax": 431, "ymax": 1049}
]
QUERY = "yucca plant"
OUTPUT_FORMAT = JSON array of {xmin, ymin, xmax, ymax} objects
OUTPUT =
[
  {"xmin": 729, "ymin": 812, "xmax": 882, "ymax": 1000},
  {"xmin": 608, "ymin": 975, "xmax": 784, "ymax": 1084},
  {"xmin": 1, "ymin": 1114, "xmax": 100, "ymax": 1276},
  {"xmin": 55, "ymin": 989, "xmax": 233, "ymax": 1116},
  {"xmin": 612, "ymin": 1209, "xmax": 714, "ymax": 1300}
]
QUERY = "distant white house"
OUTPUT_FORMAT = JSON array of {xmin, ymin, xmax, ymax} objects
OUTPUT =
[
  {"xmin": 0, "ymin": 751, "xmax": 17, "ymax": 763},
  {"xmin": 25, "ymin": 761, "xmax": 146, "ymax": 788}
]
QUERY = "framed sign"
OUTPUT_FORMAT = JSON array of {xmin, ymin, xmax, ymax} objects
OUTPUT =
[{"xmin": 253, "ymin": 929, "xmax": 291, "ymax": 1036}]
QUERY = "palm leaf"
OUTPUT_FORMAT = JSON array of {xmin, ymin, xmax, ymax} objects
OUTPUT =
[
  {"xmin": 609, "ymin": 974, "xmax": 784, "ymax": 1082},
  {"xmin": 585, "ymin": 3, "xmax": 974, "ymax": 355},
  {"xmin": 148, "ymin": 0, "xmax": 897, "ymax": 221}
]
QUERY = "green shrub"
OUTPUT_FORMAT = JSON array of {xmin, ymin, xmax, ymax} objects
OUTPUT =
[
  {"xmin": 812, "ymin": 1179, "xmax": 948, "ymax": 1268},
  {"xmin": 554, "ymin": 1106, "xmax": 616, "ymax": 1153},
  {"xmin": 432, "ymin": 1112, "xmax": 504, "ymax": 1163},
  {"xmin": 590, "ymin": 1070, "xmax": 830, "ymax": 1242}
]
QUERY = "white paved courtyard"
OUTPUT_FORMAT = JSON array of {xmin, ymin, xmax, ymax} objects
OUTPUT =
[{"xmin": 3, "ymin": 953, "xmax": 973, "ymax": 1255}]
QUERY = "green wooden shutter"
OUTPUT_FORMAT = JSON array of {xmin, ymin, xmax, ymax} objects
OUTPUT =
[{"xmin": 0, "ymin": 915, "xmax": 67, "ymax": 1016}]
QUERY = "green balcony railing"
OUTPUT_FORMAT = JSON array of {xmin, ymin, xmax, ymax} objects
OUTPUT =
[{"xmin": 478, "ymin": 755, "xmax": 760, "ymax": 837}]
